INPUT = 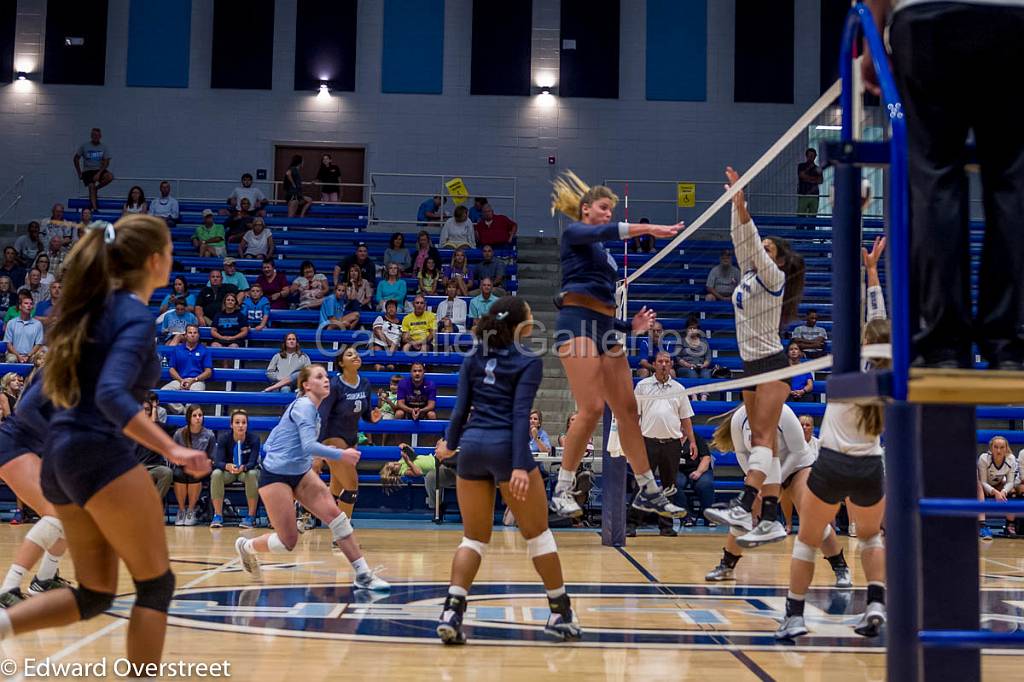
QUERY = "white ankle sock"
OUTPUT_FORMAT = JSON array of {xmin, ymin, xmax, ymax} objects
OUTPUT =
[
  {"xmin": 554, "ymin": 468, "xmax": 574, "ymax": 493},
  {"xmin": 351, "ymin": 557, "xmax": 370, "ymax": 576},
  {"xmin": 0, "ymin": 610, "xmax": 11, "ymax": 639},
  {"xmin": 37, "ymin": 553, "xmax": 60, "ymax": 581},
  {"xmin": 1, "ymin": 565, "xmax": 25, "ymax": 593},
  {"xmin": 447, "ymin": 585, "xmax": 468, "ymax": 597},
  {"xmin": 636, "ymin": 470, "xmax": 660, "ymax": 494},
  {"xmin": 546, "ymin": 586, "xmax": 566, "ymax": 599}
]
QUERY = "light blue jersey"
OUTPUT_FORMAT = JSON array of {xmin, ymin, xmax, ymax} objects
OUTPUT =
[{"xmin": 261, "ymin": 396, "xmax": 342, "ymax": 475}]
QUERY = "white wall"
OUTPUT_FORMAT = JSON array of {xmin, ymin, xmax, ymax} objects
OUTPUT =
[{"xmin": 2, "ymin": 0, "xmax": 826, "ymax": 233}]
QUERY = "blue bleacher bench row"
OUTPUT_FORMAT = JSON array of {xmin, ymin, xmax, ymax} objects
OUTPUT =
[{"xmin": 69, "ymin": 197, "xmax": 369, "ymax": 219}]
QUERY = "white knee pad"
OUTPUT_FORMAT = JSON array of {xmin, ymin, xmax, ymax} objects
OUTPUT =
[
  {"xmin": 822, "ymin": 524, "xmax": 834, "ymax": 542},
  {"xmin": 526, "ymin": 530, "xmax": 558, "ymax": 559},
  {"xmin": 458, "ymin": 537, "xmax": 488, "ymax": 557},
  {"xmin": 330, "ymin": 513, "xmax": 354, "ymax": 542},
  {"xmin": 765, "ymin": 455, "xmax": 782, "ymax": 486},
  {"xmin": 859, "ymin": 533, "xmax": 884, "ymax": 554},
  {"xmin": 267, "ymin": 533, "xmax": 292, "ymax": 554},
  {"xmin": 748, "ymin": 446, "xmax": 773, "ymax": 476},
  {"xmin": 26, "ymin": 515, "xmax": 64, "ymax": 551},
  {"xmin": 792, "ymin": 538, "xmax": 817, "ymax": 563}
]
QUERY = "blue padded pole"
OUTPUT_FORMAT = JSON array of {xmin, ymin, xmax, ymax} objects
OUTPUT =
[
  {"xmin": 600, "ymin": 404, "xmax": 626, "ymax": 547},
  {"xmin": 831, "ymin": 160, "xmax": 862, "ymax": 376}
]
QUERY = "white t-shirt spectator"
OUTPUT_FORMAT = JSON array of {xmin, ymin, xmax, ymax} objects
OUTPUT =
[
  {"xmin": 372, "ymin": 315, "xmax": 403, "ymax": 348},
  {"xmin": 435, "ymin": 297, "xmax": 468, "ymax": 331},
  {"xmin": 149, "ymin": 196, "xmax": 180, "ymax": 221},
  {"xmin": 292, "ymin": 273, "xmax": 327, "ymax": 309},
  {"xmin": 14, "ymin": 235, "xmax": 42, "ymax": 264},
  {"xmin": 706, "ymin": 263, "xmax": 741, "ymax": 298},
  {"xmin": 229, "ymin": 186, "xmax": 267, "ymax": 209},
  {"xmin": 791, "ymin": 323, "xmax": 828, "ymax": 346},
  {"xmin": 241, "ymin": 228, "xmax": 272, "ymax": 257},
  {"xmin": 440, "ymin": 217, "xmax": 476, "ymax": 249}
]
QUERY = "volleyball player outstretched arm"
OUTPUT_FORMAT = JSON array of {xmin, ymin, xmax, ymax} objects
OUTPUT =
[
  {"xmin": 509, "ymin": 359, "xmax": 544, "ymax": 501},
  {"xmin": 562, "ymin": 221, "xmax": 680, "ymax": 246},
  {"xmin": 863, "ymin": 236, "xmax": 887, "ymax": 321},
  {"xmin": 438, "ymin": 357, "xmax": 474, "ymax": 455},
  {"xmin": 726, "ymin": 167, "xmax": 785, "ymax": 290}
]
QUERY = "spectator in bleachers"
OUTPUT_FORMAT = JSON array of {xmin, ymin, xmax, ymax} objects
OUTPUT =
[
  {"xmin": 378, "ymin": 443, "xmax": 454, "ymax": 510},
  {"xmin": 436, "ymin": 280, "xmax": 468, "ymax": 332},
  {"xmin": 171, "ymin": 404, "xmax": 215, "ymax": 526},
  {"xmin": 678, "ymin": 321, "xmax": 713, "ymax": 379},
  {"xmin": 264, "ymin": 332, "xmax": 310, "ymax": 392},
  {"xmin": 291, "ymin": 260, "xmax": 329, "ymax": 310},
  {"xmin": 0, "ymin": 277, "xmax": 14, "ymax": 313},
  {"xmin": 145, "ymin": 392, "xmax": 168, "ymax": 424},
  {"xmin": 316, "ymin": 154, "xmax": 342, "ymax": 203},
  {"xmin": 444, "ymin": 248, "xmax": 471, "ymax": 296},
  {"xmin": 790, "ymin": 309, "xmax": 828, "ymax": 359},
  {"xmin": 558, "ymin": 413, "xmax": 595, "ymax": 455},
  {"xmin": 637, "ymin": 322, "xmax": 670, "ymax": 378},
  {"xmin": 471, "ymin": 244, "xmax": 506, "ymax": 295},
  {"xmin": 375, "ymin": 263, "xmax": 407, "ymax": 311},
  {"xmin": 377, "ymin": 375, "xmax": 402, "ymax": 422},
  {"xmin": 227, "ymin": 172, "xmax": 269, "ymax": 214},
  {"xmin": 335, "ymin": 242, "xmax": 377, "ymax": 288},
  {"xmin": 384, "ymin": 233, "xmax": 412, "ymax": 274},
  {"xmin": 148, "ymin": 180, "xmax": 180, "ymax": 227},
  {"xmin": 158, "ymin": 276, "xmax": 196, "ymax": 316},
  {"xmin": 33, "ymin": 281, "xmax": 61, "ymax": 320},
  {"xmin": 628, "ymin": 217, "xmax": 655, "ymax": 254},
  {"xmin": 417, "ymin": 256, "xmax": 441, "ymax": 296},
  {"xmin": 799, "ymin": 415, "xmax": 820, "ymax": 457},
  {"xmin": 417, "ymin": 195, "xmax": 447, "ymax": 226},
  {"xmin": 220, "ymin": 257, "xmax": 249, "ymax": 292},
  {"xmin": 39, "ymin": 237, "xmax": 66, "ymax": 281},
  {"xmin": 320, "ymin": 282, "xmax": 359, "ymax": 331},
  {"xmin": 468, "ymin": 278, "xmax": 499, "ymax": 320},
  {"xmin": 210, "ymin": 409, "xmax": 261, "ymax": 529},
  {"xmin": 705, "ymin": 249, "xmax": 741, "ymax": 302},
  {"xmin": 978, "ymin": 435, "xmax": 1019, "ymax": 537},
  {"xmin": 529, "ymin": 410, "xmax": 553, "ymax": 455},
  {"xmin": 160, "ymin": 297, "xmax": 198, "ymax": 346},
  {"xmin": 4, "ymin": 293, "xmax": 43, "ymax": 363},
  {"xmin": 787, "ymin": 344, "xmax": 815, "ymax": 402},
  {"xmin": 0, "ymin": 372, "xmax": 22, "ymax": 420},
  {"xmin": 373, "ymin": 300, "xmax": 404, "ymax": 362},
  {"xmin": 413, "ymin": 230, "xmax": 442, "ymax": 274},
  {"xmin": 194, "ymin": 269, "xmax": 239, "ymax": 326},
  {"xmin": 241, "ymin": 283, "xmax": 270, "ymax": 332},
  {"xmin": 0, "ymin": 248, "xmax": 26, "ymax": 290},
  {"xmin": 440, "ymin": 205, "xmax": 477, "ymax": 250},
  {"xmin": 468, "ymin": 197, "xmax": 487, "ymax": 223},
  {"xmin": 14, "ymin": 222, "xmax": 44, "ymax": 267},
  {"xmin": 797, "ymin": 148, "xmax": 824, "ymax": 217},
  {"xmin": 344, "ymin": 263, "xmax": 374, "ymax": 313},
  {"xmin": 209, "ymin": 292, "xmax": 249, "ymax": 349},
  {"xmin": 677, "ymin": 431, "xmax": 714, "ymax": 527},
  {"xmin": 224, "ymin": 198, "xmax": 255, "ymax": 245},
  {"xmin": 39, "ymin": 203, "xmax": 66, "ymax": 245},
  {"xmin": 284, "ymin": 155, "xmax": 313, "ymax": 218},
  {"xmin": 161, "ymin": 324, "xmax": 213, "ymax": 412},
  {"xmin": 138, "ymin": 400, "xmax": 174, "ymax": 501},
  {"xmin": 30, "ymin": 254, "xmax": 55, "ymax": 291},
  {"xmin": 122, "ymin": 185, "xmax": 148, "ymax": 216},
  {"xmin": 402, "ymin": 295, "xmax": 436, "ymax": 351},
  {"xmin": 2, "ymin": 292, "xmax": 32, "ymax": 323},
  {"xmin": 72, "ymin": 127, "xmax": 113, "ymax": 210},
  {"xmin": 75, "ymin": 208, "xmax": 93, "ymax": 241},
  {"xmin": 474, "ymin": 203, "xmax": 518, "ymax": 247},
  {"xmin": 257, "ymin": 258, "xmax": 291, "ymax": 310},
  {"xmin": 193, "ymin": 209, "xmax": 227, "ymax": 258},
  {"xmin": 396, "ymin": 362, "xmax": 437, "ymax": 421},
  {"xmin": 239, "ymin": 217, "xmax": 274, "ymax": 258}
]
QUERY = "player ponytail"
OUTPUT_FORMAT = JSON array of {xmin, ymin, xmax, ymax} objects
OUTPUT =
[
  {"xmin": 765, "ymin": 236, "xmax": 805, "ymax": 324},
  {"xmin": 379, "ymin": 461, "xmax": 405, "ymax": 494},
  {"xmin": 551, "ymin": 170, "xmax": 618, "ymax": 220},
  {"xmin": 709, "ymin": 407, "xmax": 741, "ymax": 453},
  {"xmin": 473, "ymin": 296, "xmax": 531, "ymax": 350},
  {"xmin": 855, "ymin": 318, "xmax": 891, "ymax": 437}
]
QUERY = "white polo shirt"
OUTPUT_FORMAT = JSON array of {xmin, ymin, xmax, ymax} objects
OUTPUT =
[{"xmin": 635, "ymin": 375, "xmax": 695, "ymax": 440}]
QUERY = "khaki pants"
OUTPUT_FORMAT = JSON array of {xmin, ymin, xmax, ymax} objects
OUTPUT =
[
  {"xmin": 210, "ymin": 469, "xmax": 260, "ymax": 502},
  {"xmin": 161, "ymin": 379, "xmax": 207, "ymax": 413}
]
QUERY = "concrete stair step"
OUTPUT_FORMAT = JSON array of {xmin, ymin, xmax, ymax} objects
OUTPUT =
[{"xmin": 517, "ymin": 262, "xmax": 560, "ymax": 275}]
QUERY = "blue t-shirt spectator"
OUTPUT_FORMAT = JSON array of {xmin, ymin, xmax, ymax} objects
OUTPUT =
[
  {"xmin": 319, "ymin": 293, "xmax": 346, "ymax": 327},
  {"xmin": 161, "ymin": 309, "xmax": 198, "ymax": 336},
  {"xmin": 469, "ymin": 293, "xmax": 498, "ymax": 319},
  {"xmin": 34, "ymin": 299, "xmax": 54, "ymax": 318},
  {"xmin": 212, "ymin": 310, "xmax": 247, "ymax": 337},
  {"xmin": 160, "ymin": 292, "xmax": 196, "ymax": 310},
  {"xmin": 530, "ymin": 428, "xmax": 552, "ymax": 454},
  {"xmin": 170, "ymin": 342, "xmax": 212, "ymax": 378},
  {"xmin": 417, "ymin": 197, "xmax": 440, "ymax": 224},
  {"xmin": 3, "ymin": 316, "xmax": 43, "ymax": 356},
  {"xmin": 375, "ymin": 278, "xmax": 407, "ymax": 308},
  {"xmin": 790, "ymin": 369, "xmax": 813, "ymax": 392},
  {"xmin": 241, "ymin": 296, "xmax": 270, "ymax": 329}
]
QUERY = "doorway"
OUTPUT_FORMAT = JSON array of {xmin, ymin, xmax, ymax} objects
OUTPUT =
[{"xmin": 273, "ymin": 145, "xmax": 366, "ymax": 204}]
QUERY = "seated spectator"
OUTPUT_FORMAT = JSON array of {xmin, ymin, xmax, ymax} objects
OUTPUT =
[
  {"xmin": 376, "ymin": 375, "xmax": 402, "ymax": 422},
  {"xmin": 705, "ymin": 249, "xmax": 741, "ymax": 301},
  {"xmin": 3, "ymin": 293, "xmax": 43, "ymax": 362},
  {"xmin": 384, "ymin": 232, "xmax": 412, "ymax": 274},
  {"xmin": 375, "ymin": 263, "xmax": 408, "ymax": 311},
  {"xmin": 628, "ymin": 217, "xmax": 655, "ymax": 253},
  {"xmin": 31, "ymin": 253, "xmax": 56, "ymax": 290},
  {"xmin": 468, "ymin": 196, "xmax": 487, "ymax": 224},
  {"xmin": 22, "ymin": 269, "xmax": 47, "ymax": 307},
  {"xmin": 791, "ymin": 309, "xmax": 828, "ymax": 358},
  {"xmin": 33, "ymin": 281, "xmax": 61, "ymax": 320},
  {"xmin": 15, "ymin": 222, "xmax": 45, "ymax": 268},
  {"xmin": 0, "ymin": 248, "xmax": 26, "ymax": 289},
  {"xmin": 137, "ymin": 399, "xmax": 174, "ymax": 501},
  {"xmin": 379, "ymin": 443, "xmax": 455, "ymax": 510},
  {"xmin": 122, "ymin": 185, "xmax": 148, "ymax": 215},
  {"xmin": 210, "ymin": 409, "xmax": 261, "ymax": 528},
  {"xmin": 171, "ymin": 404, "xmax": 215, "ymax": 526},
  {"xmin": 161, "ymin": 325, "xmax": 213, "ymax": 412},
  {"xmin": 257, "ymin": 257, "xmax": 290, "ymax": 310},
  {"xmin": 227, "ymin": 172, "xmax": 269, "ymax": 214},
  {"xmin": 529, "ymin": 410, "xmax": 552, "ymax": 454},
  {"xmin": 412, "ymin": 230, "xmax": 442, "ymax": 274},
  {"xmin": 678, "ymin": 431, "xmax": 714, "ymax": 527},
  {"xmin": 558, "ymin": 413, "xmax": 596, "ymax": 456},
  {"xmin": 194, "ymin": 269, "xmax": 239, "ymax": 326},
  {"xmin": 468, "ymin": 278, "xmax": 499, "ymax": 319},
  {"xmin": 39, "ymin": 237, "xmax": 66, "ymax": 281},
  {"xmin": 75, "ymin": 208, "xmax": 93, "ymax": 243},
  {"xmin": 148, "ymin": 180, "xmax": 180, "ymax": 226},
  {"xmin": 396, "ymin": 362, "xmax": 437, "ymax": 421},
  {"xmin": 39, "ymin": 203, "xmax": 69, "ymax": 247},
  {"xmin": 0, "ymin": 277, "xmax": 15, "ymax": 312},
  {"xmin": 145, "ymin": 391, "xmax": 168, "ymax": 424},
  {"xmin": 637, "ymin": 322, "xmax": 674, "ymax": 378},
  {"xmin": 158, "ymin": 276, "xmax": 196, "ymax": 316},
  {"xmin": 800, "ymin": 415, "xmax": 820, "ymax": 456},
  {"xmin": 219, "ymin": 257, "xmax": 249, "ymax": 292},
  {"xmin": 435, "ymin": 280, "xmax": 468, "ymax": 332},
  {"xmin": 316, "ymin": 154, "xmax": 342, "ymax": 203},
  {"xmin": 320, "ymin": 282, "xmax": 360, "ymax": 331},
  {"xmin": 417, "ymin": 195, "xmax": 447, "ymax": 226},
  {"xmin": 284, "ymin": 155, "xmax": 312, "ymax": 218},
  {"xmin": 474, "ymin": 203, "xmax": 517, "ymax": 247},
  {"xmin": 344, "ymin": 263, "xmax": 374, "ymax": 312},
  {"xmin": 471, "ymin": 244, "xmax": 507, "ymax": 294},
  {"xmin": 678, "ymin": 322, "xmax": 713, "ymax": 379},
  {"xmin": 291, "ymin": 260, "xmax": 328, "ymax": 310},
  {"xmin": 210, "ymin": 292, "xmax": 249, "ymax": 348},
  {"xmin": 335, "ymin": 242, "xmax": 377, "ymax": 288},
  {"xmin": 401, "ymin": 295, "xmax": 435, "ymax": 352},
  {"xmin": 417, "ymin": 256, "xmax": 441, "ymax": 296},
  {"xmin": 787, "ymin": 343, "xmax": 815, "ymax": 402},
  {"xmin": 978, "ymin": 435, "xmax": 1019, "ymax": 537},
  {"xmin": 0, "ymin": 372, "xmax": 23, "ymax": 420},
  {"xmin": 372, "ymin": 300, "xmax": 404, "ymax": 366},
  {"xmin": 3, "ymin": 291, "xmax": 33, "ymax": 323},
  {"xmin": 443, "ymin": 248, "xmax": 471, "ymax": 296},
  {"xmin": 73, "ymin": 127, "xmax": 114, "ymax": 210},
  {"xmin": 239, "ymin": 217, "xmax": 274, "ymax": 258},
  {"xmin": 440, "ymin": 205, "xmax": 476, "ymax": 249},
  {"xmin": 160, "ymin": 297, "xmax": 198, "ymax": 346},
  {"xmin": 193, "ymin": 209, "xmax": 226, "ymax": 258},
  {"xmin": 225, "ymin": 197, "xmax": 255, "ymax": 244},
  {"xmin": 241, "ymin": 283, "xmax": 270, "ymax": 331},
  {"xmin": 263, "ymin": 332, "xmax": 310, "ymax": 392}
]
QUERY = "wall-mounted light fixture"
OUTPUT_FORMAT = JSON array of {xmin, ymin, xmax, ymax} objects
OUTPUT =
[
  {"xmin": 318, "ymin": 81, "xmax": 331, "ymax": 98},
  {"xmin": 16, "ymin": 72, "xmax": 27, "ymax": 81}
]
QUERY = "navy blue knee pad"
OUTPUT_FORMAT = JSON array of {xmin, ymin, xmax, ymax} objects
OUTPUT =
[
  {"xmin": 73, "ymin": 585, "xmax": 115, "ymax": 620},
  {"xmin": 133, "ymin": 570, "xmax": 175, "ymax": 613},
  {"xmin": 337, "ymin": 489, "xmax": 358, "ymax": 505}
]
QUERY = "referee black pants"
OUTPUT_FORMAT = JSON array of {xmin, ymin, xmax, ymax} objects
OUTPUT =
[
  {"xmin": 627, "ymin": 437, "xmax": 682, "ymax": 530},
  {"xmin": 891, "ymin": 3, "xmax": 1024, "ymax": 367}
]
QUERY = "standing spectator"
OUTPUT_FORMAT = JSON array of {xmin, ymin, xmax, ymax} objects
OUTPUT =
[
  {"xmin": 335, "ymin": 242, "xmax": 377, "ymax": 288},
  {"xmin": 444, "ymin": 248, "xmax": 471, "ymax": 296},
  {"xmin": 0, "ymin": 372, "xmax": 22, "ymax": 420},
  {"xmin": 319, "ymin": 282, "xmax": 360, "ymax": 331},
  {"xmin": 436, "ymin": 280, "xmax": 468, "ymax": 332},
  {"xmin": 14, "ymin": 222, "xmax": 44, "ymax": 267},
  {"xmin": 529, "ymin": 410, "xmax": 552, "ymax": 454},
  {"xmin": 0, "ymin": 277, "xmax": 15, "ymax": 313},
  {"xmin": 705, "ymin": 250, "xmax": 742, "ymax": 301},
  {"xmin": 396, "ymin": 362, "xmax": 437, "ymax": 421},
  {"xmin": 224, "ymin": 198, "xmax": 255, "ymax": 244},
  {"xmin": 227, "ymin": 172, "xmax": 269, "ymax": 214},
  {"xmin": 72, "ymin": 127, "xmax": 113, "ymax": 210},
  {"xmin": 440, "ymin": 206, "xmax": 476, "ymax": 249},
  {"xmin": 220, "ymin": 257, "xmax": 250, "ymax": 292},
  {"xmin": 158, "ymin": 276, "xmax": 196, "ymax": 316},
  {"xmin": 209, "ymin": 409, "xmax": 261, "ymax": 529},
  {"xmin": 372, "ymin": 299, "xmax": 404, "ymax": 357},
  {"xmin": 241, "ymin": 283, "xmax": 270, "ymax": 332},
  {"xmin": 678, "ymin": 321, "xmax": 713, "ymax": 379},
  {"xmin": 3, "ymin": 294, "xmax": 43, "ymax": 363},
  {"xmin": 678, "ymin": 431, "xmax": 715, "ymax": 527},
  {"xmin": 471, "ymin": 244, "xmax": 507, "ymax": 294},
  {"xmin": 375, "ymin": 263, "xmax": 407, "ymax": 311},
  {"xmin": 790, "ymin": 309, "xmax": 828, "ymax": 359},
  {"xmin": 384, "ymin": 233, "xmax": 412, "ymax": 273},
  {"xmin": 193, "ymin": 209, "xmax": 226, "ymax": 257},
  {"xmin": 468, "ymin": 278, "xmax": 499, "ymax": 320},
  {"xmin": 171, "ymin": 405, "xmax": 215, "ymax": 526},
  {"xmin": 799, "ymin": 415, "xmax": 820, "ymax": 457},
  {"xmin": 977, "ymin": 435, "xmax": 1019, "ymax": 537},
  {"xmin": 796, "ymin": 148, "xmax": 823, "ymax": 216},
  {"xmin": 263, "ymin": 332, "xmax": 310, "ymax": 392},
  {"xmin": 0, "ymin": 248, "xmax": 26, "ymax": 289},
  {"xmin": 316, "ymin": 154, "xmax": 342, "ymax": 203},
  {"xmin": 401, "ymin": 295, "xmax": 436, "ymax": 351},
  {"xmin": 787, "ymin": 344, "xmax": 814, "ymax": 402},
  {"xmin": 209, "ymin": 292, "xmax": 249, "ymax": 348},
  {"xmin": 291, "ymin": 260, "xmax": 328, "ymax": 310},
  {"xmin": 160, "ymin": 297, "xmax": 198, "ymax": 346},
  {"xmin": 194, "ymin": 269, "xmax": 239, "ymax": 326},
  {"xmin": 412, "ymin": 230, "xmax": 442, "ymax": 274},
  {"xmin": 137, "ymin": 401, "xmax": 174, "ymax": 501},
  {"xmin": 284, "ymin": 155, "xmax": 312, "ymax": 218},
  {"xmin": 161, "ymin": 325, "xmax": 213, "ymax": 413},
  {"xmin": 148, "ymin": 181, "xmax": 180, "ymax": 226},
  {"xmin": 257, "ymin": 258, "xmax": 290, "ymax": 310},
  {"xmin": 417, "ymin": 195, "xmax": 446, "ymax": 226},
  {"xmin": 417, "ymin": 257, "xmax": 441, "ymax": 296},
  {"xmin": 239, "ymin": 217, "xmax": 274, "ymax": 258},
  {"xmin": 468, "ymin": 197, "xmax": 487, "ymax": 223},
  {"xmin": 474, "ymin": 203, "xmax": 518, "ymax": 247},
  {"xmin": 122, "ymin": 186, "xmax": 148, "ymax": 216},
  {"xmin": 33, "ymin": 281, "xmax": 61, "ymax": 320}
]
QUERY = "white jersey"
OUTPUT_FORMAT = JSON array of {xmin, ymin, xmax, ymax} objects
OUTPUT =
[
  {"xmin": 978, "ymin": 452, "xmax": 1017, "ymax": 495},
  {"xmin": 730, "ymin": 404, "xmax": 816, "ymax": 482},
  {"xmin": 730, "ymin": 205, "xmax": 786, "ymax": 362}
]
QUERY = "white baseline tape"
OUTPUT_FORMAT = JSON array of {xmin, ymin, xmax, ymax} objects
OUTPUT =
[{"xmin": 680, "ymin": 355, "xmax": 834, "ymax": 397}]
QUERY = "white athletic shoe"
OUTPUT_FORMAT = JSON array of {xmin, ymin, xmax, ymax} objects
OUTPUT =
[
  {"xmin": 736, "ymin": 520, "xmax": 788, "ymax": 548},
  {"xmin": 174, "ymin": 509, "xmax": 185, "ymax": 526},
  {"xmin": 235, "ymin": 537, "xmax": 262, "ymax": 580},
  {"xmin": 184, "ymin": 509, "xmax": 198, "ymax": 527},
  {"xmin": 703, "ymin": 498, "xmax": 754, "ymax": 532},
  {"xmin": 775, "ymin": 615, "xmax": 808, "ymax": 640},
  {"xmin": 833, "ymin": 566, "xmax": 853, "ymax": 589},
  {"xmin": 853, "ymin": 602, "xmax": 886, "ymax": 637},
  {"xmin": 704, "ymin": 562, "xmax": 736, "ymax": 582},
  {"xmin": 549, "ymin": 489, "xmax": 583, "ymax": 519},
  {"xmin": 354, "ymin": 566, "xmax": 391, "ymax": 592}
]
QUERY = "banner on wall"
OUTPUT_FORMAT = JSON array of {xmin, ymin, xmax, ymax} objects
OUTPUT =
[
  {"xmin": 676, "ymin": 182, "xmax": 696, "ymax": 208},
  {"xmin": 445, "ymin": 177, "xmax": 470, "ymax": 205}
]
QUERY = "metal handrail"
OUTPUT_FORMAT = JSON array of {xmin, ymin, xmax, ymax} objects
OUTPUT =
[
  {"xmin": 0, "ymin": 175, "xmax": 25, "ymax": 224},
  {"xmin": 81, "ymin": 176, "xmax": 372, "ymax": 206},
  {"xmin": 367, "ymin": 172, "xmax": 518, "ymax": 226}
]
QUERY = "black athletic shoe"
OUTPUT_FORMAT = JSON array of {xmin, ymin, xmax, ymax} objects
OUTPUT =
[
  {"xmin": 0, "ymin": 587, "xmax": 25, "ymax": 608},
  {"xmin": 437, "ymin": 594, "xmax": 467, "ymax": 645},
  {"xmin": 29, "ymin": 573, "xmax": 73, "ymax": 594}
]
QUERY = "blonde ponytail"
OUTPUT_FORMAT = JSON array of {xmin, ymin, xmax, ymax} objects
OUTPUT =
[{"xmin": 551, "ymin": 170, "xmax": 618, "ymax": 220}]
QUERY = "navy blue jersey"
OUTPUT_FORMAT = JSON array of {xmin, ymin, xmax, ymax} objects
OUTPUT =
[
  {"xmin": 318, "ymin": 374, "xmax": 373, "ymax": 442},
  {"xmin": 0, "ymin": 377, "xmax": 50, "ymax": 454},
  {"xmin": 50, "ymin": 290, "xmax": 160, "ymax": 437},
  {"xmin": 560, "ymin": 221, "xmax": 628, "ymax": 306},
  {"xmin": 445, "ymin": 346, "xmax": 543, "ymax": 471}
]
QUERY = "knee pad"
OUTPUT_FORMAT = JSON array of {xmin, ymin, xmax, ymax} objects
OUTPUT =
[
  {"xmin": 458, "ymin": 537, "xmax": 487, "ymax": 557},
  {"xmin": 765, "ymin": 456, "xmax": 782, "ymax": 486},
  {"xmin": 792, "ymin": 538, "xmax": 817, "ymax": 563},
  {"xmin": 337, "ymin": 489, "xmax": 358, "ymax": 505},
  {"xmin": 329, "ymin": 513, "xmax": 354, "ymax": 542},
  {"xmin": 526, "ymin": 530, "xmax": 558, "ymax": 559},
  {"xmin": 73, "ymin": 585, "xmax": 115, "ymax": 620},
  {"xmin": 26, "ymin": 515, "xmax": 64, "ymax": 551},
  {"xmin": 748, "ymin": 446, "xmax": 773, "ymax": 476},
  {"xmin": 822, "ymin": 524, "xmax": 834, "ymax": 542},
  {"xmin": 133, "ymin": 570, "xmax": 175, "ymax": 614},
  {"xmin": 268, "ymin": 533, "xmax": 294, "ymax": 553},
  {"xmin": 859, "ymin": 533, "xmax": 884, "ymax": 554}
]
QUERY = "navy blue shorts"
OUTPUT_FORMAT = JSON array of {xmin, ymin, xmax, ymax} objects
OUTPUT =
[
  {"xmin": 0, "ymin": 429, "xmax": 39, "ymax": 468},
  {"xmin": 41, "ymin": 430, "xmax": 139, "ymax": 507},
  {"xmin": 456, "ymin": 431, "xmax": 536, "ymax": 484},
  {"xmin": 554, "ymin": 306, "xmax": 626, "ymax": 356},
  {"xmin": 259, "ymin": 467, "xmax": 310, "ymax": 491}
]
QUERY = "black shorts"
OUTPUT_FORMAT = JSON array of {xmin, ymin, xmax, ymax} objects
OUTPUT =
[
  {"xmin": 456, "ymin": 431, "xmax": 536, "ymax": 484},
  {"xmin": 0, "ymin": 429, "xmax": 39, "ymax": 468},
  {"xmin": 740, "ymin": 351, "xmax": 790, "ymax": 387},
  {"xmin": 554, "ymin": 305, "xmax": 626, "ymax": 356},
  {"xmin": 806, "ymin": 447, "xmax": 885, "ymax": 507},
  {"xmin": 41, "ymin": 430, "xmax": 139, "ymax": 507},
  {"xmin": 259, "ymin": 467, "xmax": 310, "ymax": 491},
  {"xmin": 81, "ymin": 170, "xmax": 101, "ymax": 186},
  {"xmin": 782, "ymin": 464, "xmax": 813, "ymax": 491},
  {"xmin": 173, "ymin": 465, "xmax": 208, "ymax": 485}
]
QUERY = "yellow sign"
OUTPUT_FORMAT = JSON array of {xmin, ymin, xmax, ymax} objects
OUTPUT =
[
  {"xmin": 445, "ymin": 177, "xmax": 469, "ymax": 206},
  {"xmin": 677, "ymin": 182, "xmax": 696, "ymax": 208}
]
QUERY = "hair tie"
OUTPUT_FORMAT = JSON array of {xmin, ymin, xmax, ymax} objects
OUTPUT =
[
  {"xmin": 495, "ymin": 311, "xmax": 509, "ymax": 321},
  {"xmin": 87, "ymin": 220, "xmax": 116, "ymax": 245}
]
